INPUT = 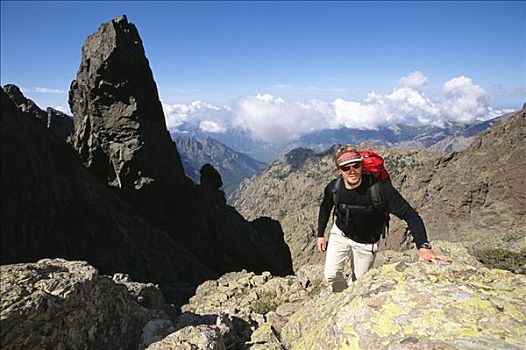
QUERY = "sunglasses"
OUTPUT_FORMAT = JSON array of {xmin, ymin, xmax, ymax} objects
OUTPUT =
[{"xmin": 339, "ymin": 162, "xmax": 362, "ymax": 171}]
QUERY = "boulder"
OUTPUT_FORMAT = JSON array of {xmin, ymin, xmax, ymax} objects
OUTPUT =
[
  {"xmin": 200, "ymin": 163, "xmax": 224, "ymax": 190},
  {"xmin": 0, "ymin": 259, "xmax": 170, "ymax": 350},
  {"xmin": 281, "ymin": 241, "xmax": 526, "ymax": 349}
]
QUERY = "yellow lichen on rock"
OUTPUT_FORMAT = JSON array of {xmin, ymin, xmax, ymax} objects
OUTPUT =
[{"xmin": 281, "ymin": 241, "xmax": 526, "ymax": 350}]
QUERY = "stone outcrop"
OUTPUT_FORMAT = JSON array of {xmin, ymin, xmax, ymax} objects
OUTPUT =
[
  {"xmin": 67, "ymin": 15, "xmax": 292, "ymax": 279},
  {"xmin": 3, "ymin": 248, "xmax": 524, "ymax": 349},
  {"xmin": 200, "ymin": 163, "xmax": 224, "ymax": 190},
  {"xmin": 0, "ymin": 259, "xmax": 171, "ymax": 350},
  {"xmin": 147, "ymin": 264, "xmax": 325, "ymax": 349},
  {"xmin": 3, "ymin": 84, "xmax": 74, "ymax": 140},
  {"xmin": 69, "ymin": 15, "xmax": 189, "ymax": 218}
]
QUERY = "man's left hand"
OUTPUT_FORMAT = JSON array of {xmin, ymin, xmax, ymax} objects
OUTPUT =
[{"xmin": 418, "ymin": 248, "xmax": 452, "ymax": 264}]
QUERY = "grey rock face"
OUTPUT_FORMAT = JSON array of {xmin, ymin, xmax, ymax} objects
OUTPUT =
[
  {"xmin": 0, "ymin": 259, "xmax": 170, "ymax": 350},
  {"xmin": 69, "ymin": 15, "xmax": 187, "ymax": 194},
  {"xmin": 395, "ymin": 106, "xmax": 526, "ymax": 247}
]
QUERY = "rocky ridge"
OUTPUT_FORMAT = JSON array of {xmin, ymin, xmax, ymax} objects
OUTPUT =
[
  {"xmin": 3, "ymin": 84, "xmax": 74, "ymax": 140},
  {"xmin": 394, "ymin": 105, "xmax": 526, "ymax": 249},
  {"xmin": 4, "ymin": 242, "xmax": 524, "ymax": 349},
  {"xmin": 281, "ymin": 241, "xmax": 526, "ymax": 350},
  {"xmin": 150, "ymin": 241, "xmax": 526, "ymax": 349}
]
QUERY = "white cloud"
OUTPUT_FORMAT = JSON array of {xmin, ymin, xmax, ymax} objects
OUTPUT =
[
  {"xmin": 20, "ymin": 86, "xmax": 65, "ymax": 94},
  {"xmin": 199, "ymin": 120, "xmax": 226, "ymax": 133},
  {"xmin": 332, "ymin": 98, "xmax": 384, "ymax": 129},
  {"xmin": 440, "ymin": 76, "xmax": 493, "ymax": 123},
  {"xmin": 234, "ymin": 94, "xmax": 332, "ymax": 143},
  {"xmin": 162, "ymin": 101, "xmax": 230, "ymax": 132},
  {"xmin": 385, "ymin": 87, "xmax": 441, "ymax": 125},
  {"xmin": 163, "ymin": 72, "xmax": 508, "ymax": 143},
  {"xmin": 397, "ymin": 71, "xmax": 428, "ymax": 89}
]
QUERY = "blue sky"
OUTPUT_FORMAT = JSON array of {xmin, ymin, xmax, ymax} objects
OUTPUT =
[{"xmin": 1, "ymin": 1, "xmax": 525, "ymax": 142}]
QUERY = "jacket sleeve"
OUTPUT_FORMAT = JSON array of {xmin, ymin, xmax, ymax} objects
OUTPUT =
[
  {"xmin": 317, "ymin": 181, "xmax": 335, "ymax": 237},
  {"xmin": 382, "ymin": 182, "xmax": 429, "ymax": 248}
]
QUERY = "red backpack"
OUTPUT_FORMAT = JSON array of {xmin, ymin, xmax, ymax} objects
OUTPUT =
[{"xmin": 359, "ymin": 150, "xmax": 391, "ymax": 183}]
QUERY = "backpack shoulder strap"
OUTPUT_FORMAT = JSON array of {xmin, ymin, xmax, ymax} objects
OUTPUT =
[
  {"xmin": 370, "ymin": 183, "xmax": 381, "ymax": 209},
  {"xmin": 368, "ymin": 175, "xmax": 390, "ymax": 239},
  {"xmin": 332, "ymin": 177, "xmax": 342, "ymax": 208}
]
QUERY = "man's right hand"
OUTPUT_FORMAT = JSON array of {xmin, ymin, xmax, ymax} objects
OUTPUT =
[{"xmin": 317, "ymin": 237, "xmax": 326, "ymax": 252}]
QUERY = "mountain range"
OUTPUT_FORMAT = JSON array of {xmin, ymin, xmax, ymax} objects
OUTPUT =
[
  {"xmin": 171, "ymin": 111, "xmax": 514, "ymax": 198},
  {"xmin": 172, "ymin": 112, "xmax": 514, "ymax": 165}
]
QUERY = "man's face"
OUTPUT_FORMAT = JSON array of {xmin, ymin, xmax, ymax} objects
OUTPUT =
[{"xmin": 338, "ymin": 161, "xmax": 363, "ymax": 188}]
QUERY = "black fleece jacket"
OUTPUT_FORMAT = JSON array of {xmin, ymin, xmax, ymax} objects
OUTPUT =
[{"xmin": 317, "ymin": 175, "xmax": 429, "ymax": 248}]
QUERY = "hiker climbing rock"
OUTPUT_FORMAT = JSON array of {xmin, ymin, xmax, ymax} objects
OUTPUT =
[{"xmin": 317, "ymin": 145, "xmax": 451, "ymax": 292}]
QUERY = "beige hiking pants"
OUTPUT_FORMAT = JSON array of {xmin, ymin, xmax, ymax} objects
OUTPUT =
[{"xmin": 324, "ymin": 223, "xmax": 379, "ymax": 292}]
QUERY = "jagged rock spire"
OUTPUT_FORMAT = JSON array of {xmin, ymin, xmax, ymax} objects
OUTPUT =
[{"xmin": 69, "ymin": 15, "xmax": 186, "ymax": 190}]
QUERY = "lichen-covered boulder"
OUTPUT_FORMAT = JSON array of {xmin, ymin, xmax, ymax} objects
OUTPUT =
[{"xmin": 281, "ymin": 241, "xmax": 526, "ymax": 349}]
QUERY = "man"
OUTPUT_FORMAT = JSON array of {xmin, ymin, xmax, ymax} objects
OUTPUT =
[{"xmin": 317, "ymin": 145, "xmax": 451, "ymax": 292}]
